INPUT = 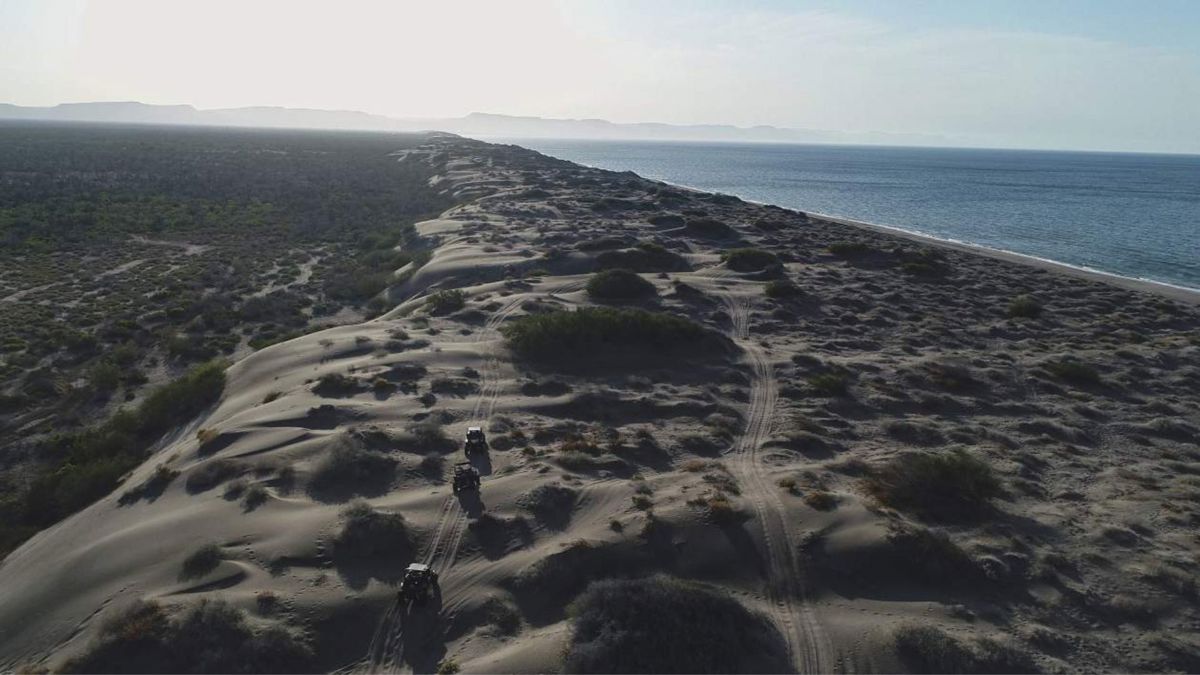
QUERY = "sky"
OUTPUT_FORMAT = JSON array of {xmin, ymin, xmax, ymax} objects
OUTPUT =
[{"xmin": 1, "ymin": 0, "xmax": 1198, "ymax": 153}]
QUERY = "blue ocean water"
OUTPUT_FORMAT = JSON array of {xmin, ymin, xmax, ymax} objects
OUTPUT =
[{"xmin": 504, "ymin": 139, "xmax": 1200, "ymax": 291}]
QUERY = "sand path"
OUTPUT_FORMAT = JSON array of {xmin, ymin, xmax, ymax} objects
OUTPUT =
[{"xmin": 720, "ymin": 288, "xmax": 834, "ymax": 674}]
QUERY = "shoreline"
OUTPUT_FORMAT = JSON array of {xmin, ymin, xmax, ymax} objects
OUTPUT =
[{"xmin": 517, "ymin": 146, "xmax": 1200, "ymax": 305}]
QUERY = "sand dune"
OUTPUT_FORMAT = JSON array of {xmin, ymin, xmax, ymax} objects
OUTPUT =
[{"xmin": 2, "ymin": 136, "xmax": 1199, "ymax": 673}]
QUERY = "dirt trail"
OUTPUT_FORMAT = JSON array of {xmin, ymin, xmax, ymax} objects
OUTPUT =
[
  {"xmin": 365, "ymin": 290, "xmax": 531, "ymax": 673},
  {"xmin": 720, "ymin": 291, "xmax": 833, "ymax": 674}
]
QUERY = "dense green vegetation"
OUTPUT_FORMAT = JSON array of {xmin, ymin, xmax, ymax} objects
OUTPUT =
[
  {"xmin": 564, "ymin": 576, "xmax": 788, "ymax": 673},
  {"xmin": 0, "ymin": 360, "xmax": 226, "ymax": 557},
  {"xmin": 0, "ymin": 122, "xmax": 450, "ymax": 558},
  {"xmin": 500, "ymin": 307, "xmax": 719, "ymax": 365}
]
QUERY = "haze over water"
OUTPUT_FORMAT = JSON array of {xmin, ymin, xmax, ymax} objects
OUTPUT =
[{"xmin": 509, "ymin": 139, "xmax": 1200, "ymax": 291}]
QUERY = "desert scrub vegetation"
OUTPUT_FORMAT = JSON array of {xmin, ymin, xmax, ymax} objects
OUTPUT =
[
  {"xmin": 586, "ymin": 269, "xmax": 657, "ymax": 301},
  {"xmin": 807, "ymin": 371, "xmax": 850, "ymax": 396},
  {"xmin": 307, "ymin": 440, "xmax": 397, "ymax": 500},
  {"xmin": 1044, "ymin": 359, "xmax": 1102, "ymax": 386},
  {"xmin": 721, "ymin": 247, "xmax": 780, "ymax": 272},
  {"xmin": 894, "ymin": 625, "xmax": 1036, "ymax": 674},
  {"xmin": 764, "ymin": 279, "xmax": 801, "ymax": 299},
  {"xmin": 1007, "ymin": 294, "xmax": 1043, "ymax": 318},
  {"xmin": 332, "ymin": 500, "xmax": 413, "ymax": 561},
  {"xmin": 0, "ymin": 360, "xmax": 226, "ymax": 557},
  {"xmin": 312, "ymin": 372, "xmax": 361, "ymax": 397},
  {"xmin": 61, "ymin": 599, "xmax": 314, "ymax": 673},
  {"xmin": 828, "ymin": 241, "xmax": 874, "ymax": 257},
  {"xmin": 180, "ymin": 543, "xmax": 224, "ymax": 580},
  {"xmin": 564, "ymin": 576, "xmax": 788, "ymax": 673},
  {"xmin": 500, "ymin": 307, "xmax": 723, "ymax": 365},
  {"xmin": 425, "ymin": 289, "xmax": 466, "ymax": 315},
  {"xmin": 865, "ymin": 450, "xmax": 1001, "ymax": 521},
  {"xmin": 684, "ymin": 217, "xmax": 736, "ymax": 238},
  {"xmin": 594, "ymin": 241, "xmax": 689, "ymax": 272}
]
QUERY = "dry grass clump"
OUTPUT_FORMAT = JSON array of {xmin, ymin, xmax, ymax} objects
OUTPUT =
[
  {"xmin": 894, "ymin": 625, "xmax": 1036, "ymax": 674},
  {"xmin": 865, "ymin": 450, "xmax": 1001, "ymax": 521},
  {"xmin": 564, "ymin": 576, "xmax": 788, "ymax": 673},
  {"xmin": 61, "ymin": 599, "xmax": 313, "ymax": 673}
]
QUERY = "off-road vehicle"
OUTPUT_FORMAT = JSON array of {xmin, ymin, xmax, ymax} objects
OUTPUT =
[
  {"xmin": 399, "ymin": 563, "xmax": 439, "ymax": 603},
  {"xmin": 452, "ymin": 462, "xmax": 481, "ymax": 494},
  {"xmin": 464, "ymin": 426, "xmax": 488, "ymax": 456}
]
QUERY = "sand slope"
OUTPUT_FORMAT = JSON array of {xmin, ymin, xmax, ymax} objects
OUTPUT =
[{"xmin": 2, "ymin": 136, "xmax": 1199, "ymax": 673}]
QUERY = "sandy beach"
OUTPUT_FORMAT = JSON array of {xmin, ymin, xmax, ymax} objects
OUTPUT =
[{"xmin": 2, "ymin": 135, "xmax": 1198, "ymax": 673}]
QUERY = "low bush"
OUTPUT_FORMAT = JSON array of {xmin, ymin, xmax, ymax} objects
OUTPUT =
[
  {"xmin": 684, "ymin": 218, "xmax": 736, "ymax": 238},
  {"xmin": 186, "ymin": 460, "xmax": 239, "ymax": 493},
  {"xmin": 807, "ymin": 372, "xmax": 849, "ymax": 396},
  {"xmin": 721, "ymin": 248, "xmax": 779, "ymax": 272},
  {"xmin": 426, "ymin": 289, "xmax": 466, "ymax": 315},
  {"xmin": 180, "ymin": 543, "xmax": 223, "ymax": 580},
  {"xmin": 865, "ymin": 450, "xmax": 1001, "ymax": 521},
  {"xmin": 1007, "ymin": 295, "xmax": 1043, "ymax": 318},
  {"xmin": 332, "ymin": 500, "xmax": 413, "ymax": 561},
  {"xmin": 894, "ymin": 625, "xmax": 1037, "ymax": 674},
  {"xmin": 564, "ymin": 576, "xmax": 788, "ymax": 673},
  {"xmin": 307, "ymin": 442, "xmax": 397, "ymax": 500},
  {"xmin": 764, "ymin": 280, "xmax": 800, "ymax": 299},
  {"xmin": 61, "ymin": 599, "xmax": 314, "ymax": 673},
  {"xmin": 312, "ymin": 373, "xmax": 360, "ymax": 397},
  {"xmin": 501, "ymin": 307, "xmax": 721, "ymax": 365},
  {"xmin": 595, "ymin": 242, "xmax": 689, "ymax": 273},
  {"xmin": 586, "ymin": 269, "xmax": 657, "ymax": 301},
  {"xmin": 1044, "ymin": 359, "xmax": 1101, "ymax": 386}
]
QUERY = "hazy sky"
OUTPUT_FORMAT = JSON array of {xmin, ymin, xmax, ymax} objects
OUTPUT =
[{"xmin": 2, "ymin": 0, "xmax": 1199, "ymax": 152}]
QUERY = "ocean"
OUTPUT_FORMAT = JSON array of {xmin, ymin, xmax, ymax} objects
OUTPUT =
[{"xmin": 502, "ymin": 139, "xmax": 1200, "ymax": 292}]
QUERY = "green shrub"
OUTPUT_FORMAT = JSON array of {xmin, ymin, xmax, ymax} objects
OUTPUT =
[
  {"xmin": 1007, "ymin": 295, "xmax": 1043, "ymax": 318},
  {"xmin": 807, "ymin": 372, "xmax": 849, "ymax": 396},
  {"xmin": 426, "ymin": 289, "xmax": 466, "ymax": 315},
  {"xmin": 88, "ymin": 361, "xmax": 123, "ymax": 392},
  {"xmin": 721, "ymin": 248, "xmax": 779, "ymax": 272},
  {"xmin": 684, "ymin": 218, "xmax": 736, "ymax": 238},
  {"xmin": 865, "ymin": 450, "xmax": 1001, "ymax": 521},
  {"xmin": 61, "ymin": 599, "xmax": 314, "ymax": 673},
  {"xmin": 564, "ymin": 576, "xmax": 788, "ymax": 673},
  {"xmin": 764, "ymin": 279, "xmax": 800, "ymax": 299},
  {"xmin": 586, "ymin": 269, "xmax": 657, "ymax": 301},
  {"xmin": 1044, "ymin": 359, "xmax": 1101, "ymax": 385},
  {"xmin": 500, "ymin": 308, "xmax": 720, "ymax": 365},
  {"xmin": 1, "ymin": 361, "xmax": 226, "ymax": 558},
  {"xmin": 595, "ymin": 242, "xmax": 689, "ymax": 272}
]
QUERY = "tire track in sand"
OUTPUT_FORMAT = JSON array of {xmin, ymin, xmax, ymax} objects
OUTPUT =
[{"xmin": 720, "ymin": 290, "xmax": 833, "ymax": 674}]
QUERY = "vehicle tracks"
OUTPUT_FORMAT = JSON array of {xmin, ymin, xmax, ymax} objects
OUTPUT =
[{"xmin": 720, "ymin": 291, "xmax": 833, "ymax": 674}]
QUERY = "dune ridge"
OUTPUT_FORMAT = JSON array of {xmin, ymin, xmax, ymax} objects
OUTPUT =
[{"xmin": 2, "ymin": 135, "xmax": 1199, "ymax": 673}]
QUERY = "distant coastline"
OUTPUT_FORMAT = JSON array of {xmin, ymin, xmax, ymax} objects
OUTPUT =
[{"xmin": 510, "ymin": 138, "xmax": 1200, "ymax": 300}]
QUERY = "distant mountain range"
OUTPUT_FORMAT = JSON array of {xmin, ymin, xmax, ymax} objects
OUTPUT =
[{"xmin": 0, "ymin": 101, "xmax": 948, "ymax": 146}]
